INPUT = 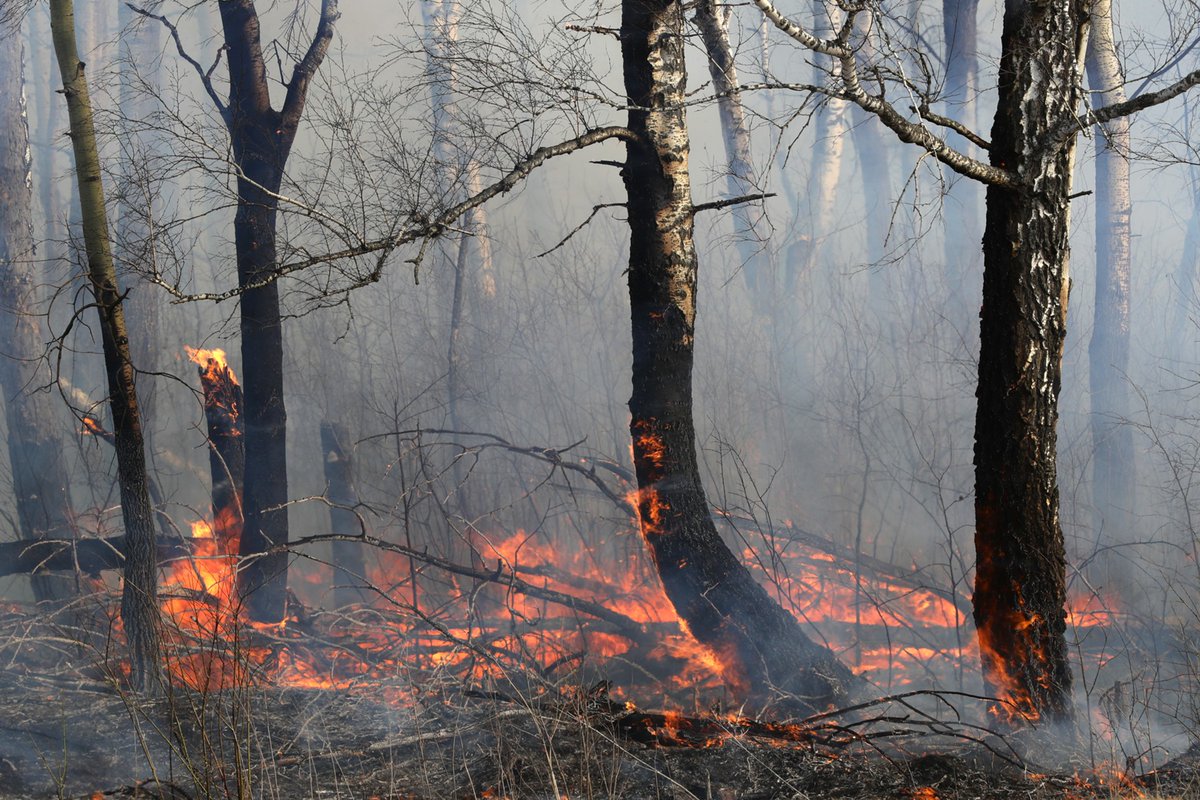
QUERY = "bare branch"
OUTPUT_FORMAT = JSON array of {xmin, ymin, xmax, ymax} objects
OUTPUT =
[
  {"xmin": 128, "ymin": 4, "xmax": 229, "ymax": 124},
  {"xmin": 692, "ymin": 192, "xmax": 776, "ymax": 214},
  {"xmin": 534, "ymin": 202, "xmax": 626, "ymax": 258},
  {"xmin": 280, "ymin": 0, "xmax": 340, "ymax": 141},
  {"xmin": 149, "ymin": 126, "xmax": 638, "ymax": 303},
  {"xmin": 914, "ymin": 103, "xmax": 991, "ymax": 150},
  {"xmin": 750, "ymin": 0, "xmax": 849, "ymax": 57},
  {"xmin": 1048, "ymin": 67, "xmax": 1200, "ymax": 147},
  {"xmin": 835, "ymin": 47, "xmax": 1015, "ymax": 186},
  {"xmin": 752, "ymin": 3, "xmax": 1014, "ymax": 186}
]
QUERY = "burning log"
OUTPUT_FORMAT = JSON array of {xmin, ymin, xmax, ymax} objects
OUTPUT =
[
  {"xmin": 186, "ymin": 347, "xmax": 244, "ymax": 557},
  {"xmin": 320, "ymin": 421, "xmax": 368, "ymax": 607},
  {"xmin": 0, "ymin": 534, "xmax": 192, "ymax": 577}
]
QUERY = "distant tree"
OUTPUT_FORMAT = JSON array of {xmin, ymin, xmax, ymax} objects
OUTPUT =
[
  {"xmin": 0, "ymin": 24, "xmax": 75, "ymax": 604},
  {"xmin": 1085, "ymin": 0, "xmax": 1136, "ymax": 580},
  {"xmin": 49, "ymin": 0, "xmax": 162, "ymax": 691},
  {"xmin": 115, "ymin": 1, "xmax": 164, "ymax": 447}
]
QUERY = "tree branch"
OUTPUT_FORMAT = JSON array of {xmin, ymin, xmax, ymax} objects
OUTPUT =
[
  {"xmin": 692, "ymin": 192, "xmax": 776, "ymax": 214},
  {"xmin": 752, "ymin": 2, "xmax": 1015, "ymax": 187},
  {"xmin": 280, "ymin": 0, "xmax": 340, "ymax": 141},
  {"xmin": 127, "ymin": 4, "xmax": 229, "ymax": 124},
  {"xmin": 149, "ymin": 126, "xmax": 638, "ymax": 303},
  {"xmin": 1047, "ymin": 66, "xmax": 1200, "ymax": 147}
]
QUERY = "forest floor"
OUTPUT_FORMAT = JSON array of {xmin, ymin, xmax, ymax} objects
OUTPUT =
[{"xmin": 0, "ymin": 664, "xmax": 1197, "ymax": 800}]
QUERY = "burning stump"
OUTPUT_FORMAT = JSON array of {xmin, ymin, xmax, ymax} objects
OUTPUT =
[{"xmin": 186, "ymin": 346, "xmax": 244, "ymax": 557}]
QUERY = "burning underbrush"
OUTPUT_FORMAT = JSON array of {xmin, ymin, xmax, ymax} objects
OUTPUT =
[{"xmin": 0, "ymin": 504, "xmax": 1195, "ymax": 798}]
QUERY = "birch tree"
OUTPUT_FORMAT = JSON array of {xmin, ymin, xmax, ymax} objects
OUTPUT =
[
  {"xmin": 753, "ymin": 0, "xmax": 1200, "ymax": 722},
  {"xmin": 623, "ymin": 0, "xmax": 855, "ymax": 713},
  {"xmin": 1085, "ymin": 0, "xmax": 1135, "ymax": 574}
]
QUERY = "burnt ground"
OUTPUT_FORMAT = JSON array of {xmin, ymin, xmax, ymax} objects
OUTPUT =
[
  {"xmin": 0, "ymin": 663, "xmax": 1198, "ymax": 800},
  {"xmin": 0, "ymin": 599, "xmax": 1196, "ymax": 799}
]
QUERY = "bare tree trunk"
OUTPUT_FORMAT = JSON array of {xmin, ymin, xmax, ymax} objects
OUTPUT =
[
  {"xmin": 49, "ymin": 0, "xmax": 162, "ymax": 692},
  {"xmin": 796, "ymin": 0, "xmax": 847, "ymax": 291},
  {"xmin": 320, "ymin": 421, "xmax": 367, "ymax": 607},
  {"xmin": 0, "ymin": 27, "xmax": 76, "ymax": 604},
  {"xmin": 1169, "ymin": 170, "xmax": 1200, "ymax": 351},
  {"xmin": 1085, "ymin": 0, "xmax": 1135, "ymax": 577},
  {"xmin": 622, "ymin": 0, "xmax": 854, "ymax": 714},
  {"xmin": 973, "ymin": 0, "xmax": 1086, "ymax": 724},
  {"xmin": 116, "ymin": 1, "xmax": 162, "ymax": 449},
  {"xmin": 216, "ymin": 0, "xmax": 339, "ymax": 622}
]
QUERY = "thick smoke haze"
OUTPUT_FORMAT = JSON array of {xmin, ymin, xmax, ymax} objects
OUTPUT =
[{"xmin": 1, "ymin": 0, "xmax": 1199, "ymax": 773}]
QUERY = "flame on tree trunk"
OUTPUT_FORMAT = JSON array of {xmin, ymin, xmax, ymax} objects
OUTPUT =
[
  {"xmin": 188, "ymin": 348, "xmax": 244, "ymax": 557},
  {"xmin": 622, "ymin": 0, "xmax": 854, "ymax": 714},
  {"xmin": 973, "ymin": 0, "xmax": 1086, "ymax": 724}
]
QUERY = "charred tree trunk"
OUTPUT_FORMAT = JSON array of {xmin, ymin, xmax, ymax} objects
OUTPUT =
[
  {"xmin": 217, "ymin": 0, "xmax": 339, "ymax": 622},
  {"xmin": 49, "ymin": 0, "xmax": 162, "ymax": 692},
  {"xmin": 320, "ymin": 421, "xmax": 367, "ymax": 607},
  {"xmin": 0, "ymin": 28, "xmax": 76, "ymax": 604},
  {"xmin": 0, "ymin": 534, "xmax": 191, "ymax": 578},
  {"xmin": 622, "ymin": 0, "xmax": 854, "ymax": 714},
  {"xmin": 973, "ymin": 0, "xmax": 1086, "ymax": 724},
  {"xmin": 1085, "ymin": 0, "xmax": 1135, "ymax": 578}
]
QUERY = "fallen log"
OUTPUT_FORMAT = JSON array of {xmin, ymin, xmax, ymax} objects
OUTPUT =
[{"xmin": 0, "ymin": 535, "xmax": 192, "ymax": 578}]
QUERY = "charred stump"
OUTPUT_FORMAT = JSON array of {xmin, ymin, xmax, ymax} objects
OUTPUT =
[
  {"xmin": 189, "ymin": 348, "xmax": 244, "ymax": 557},
  {"xmin": 621, "ymin": 0, "xmax": 855, "ymax": 714},
  {"xmin": 320, "ymin": 421, "xmax": 368, "ymax": 607}
]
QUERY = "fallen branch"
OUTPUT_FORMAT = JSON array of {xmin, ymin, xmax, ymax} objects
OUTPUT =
[{"xmin": 0, "ymin": 535, "xmax": 192, "ymax": 577}]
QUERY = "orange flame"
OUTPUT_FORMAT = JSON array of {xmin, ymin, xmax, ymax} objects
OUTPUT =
[{"xmin": 185, "ymin": 346, "xmax": 239, "ymax": 386}]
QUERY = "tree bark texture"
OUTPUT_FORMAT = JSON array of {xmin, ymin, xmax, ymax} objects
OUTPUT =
[
  {"xmin": 320, "ymin": 421, "xmax": 367, "ymax": 607},
  {"xmin": 0, "ymin": 29, "xmax": 76, "ymax": 603},
  {"xmin": 1084, "ymin": 0, "xmax": 1135, "ymax": 572},
  {"xmin": 973, "ymin": 0, "xmax": 1087, "ymax": 724},
  {"xmin": 622, "ymin": 0, "xmax": 854, "ymax": 714},
  {"xmin": 50, "ymin": 0, "xmax": 162, "ymax": 692},
  {"xmin": 218, "ymin": 0, "xmax": 338, "ymax": 622}
]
